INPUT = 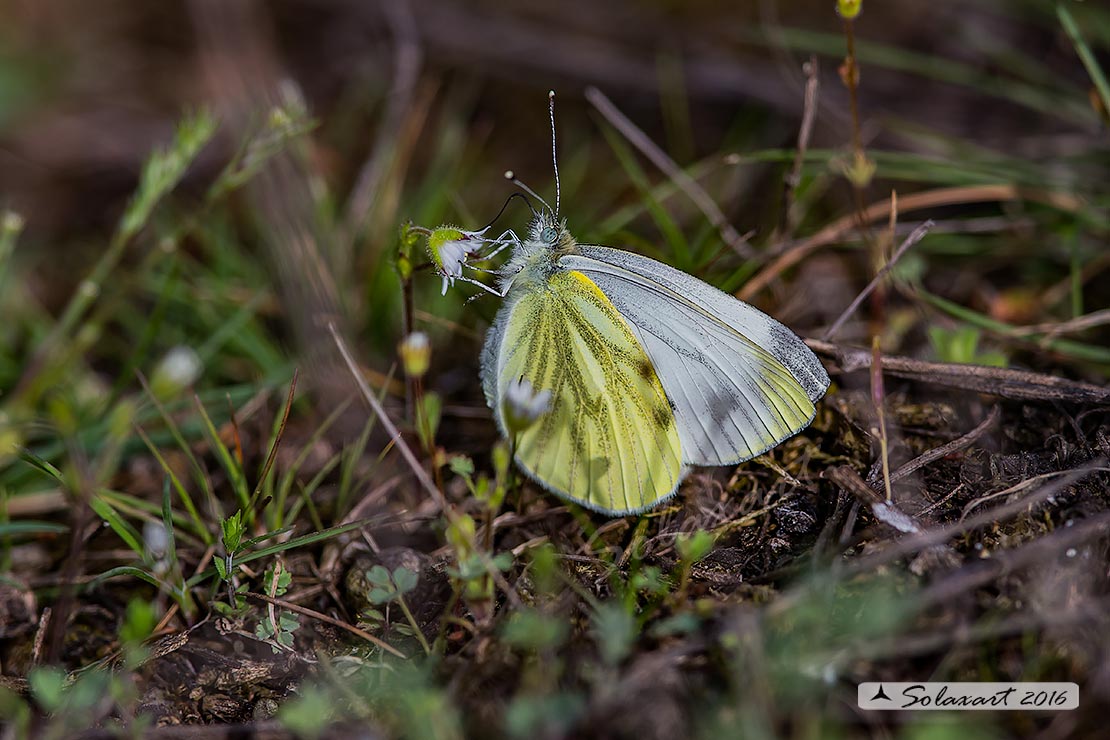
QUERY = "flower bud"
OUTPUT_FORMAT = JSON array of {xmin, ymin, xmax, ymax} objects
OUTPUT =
[
  {"xmin": 836, "ymin": 0, "xmax": 862, "ymax": 19},
  {"xmin": 398, "ymin": 331, "xmax": 431, "ymax": 378}
]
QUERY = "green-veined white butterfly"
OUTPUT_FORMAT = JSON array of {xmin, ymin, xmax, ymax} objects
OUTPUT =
[{"xmin": 430, "ymin": 93, "xmax": 829, "ymax": 515}]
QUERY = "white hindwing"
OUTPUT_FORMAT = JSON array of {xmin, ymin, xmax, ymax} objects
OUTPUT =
[{"xmin": 560, "ymin": 246, "xmax": 830, "ymax": 466}]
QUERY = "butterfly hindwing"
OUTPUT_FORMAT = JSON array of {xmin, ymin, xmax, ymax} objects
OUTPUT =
[
  {"xmin": 561, "ymin": 247, "xmax": 830, "ymax": 466},
  {"xmin": 481, "ymin": 269, "xmax": 683, "ymax": 514}
]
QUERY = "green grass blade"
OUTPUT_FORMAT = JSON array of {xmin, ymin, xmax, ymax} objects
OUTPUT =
[
  {"xmin": 192, "ymin": 395, "xmax": 250, "ymax": 511},
  {"xmin": 89, "ymin": 566, "xmax": 161, "ymax": 590},
  {"xmin": 89, "ymin": 495, "xmax": 146, "ymax": 558},
  {"xmin": 0, "ymin": 521, "xmax": 68, "ymax": 536},
  {"xmin": 133, "ymin": 424, "xmax": 211, "ymax": 544},
  {"xmin": 1058, "ymin": 2, "xmax": 1110, "ymax": 119},
  {"xmin": 918, "ymin": 289, "xmax": 1110, "ymax": 364},
  {"xmin": 185, "ymin": 517, "xmax": 387, "ymax": 587}
]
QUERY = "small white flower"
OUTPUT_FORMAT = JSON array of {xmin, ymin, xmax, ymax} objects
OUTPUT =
[
  {"xmin": 151, "ymin": 345, "xmax": 203, "ymax": 398},
  {"xmin": 143, "ymin": 520, "xmax": 168, "ymax": 559},
  {"xmin": 426, "ymin": 226, "xmax": 488, "ymax": 295},
  {"xmin": 161, "ymin": 346, "xmax": 203, "ymax": 384},
  {"xmin": 503, "ymin": 377, "xmax": 552, "ymax": 434},
  {"xmin": 437, "ymin": 239, "xmax": 470, "ymax": 295}
]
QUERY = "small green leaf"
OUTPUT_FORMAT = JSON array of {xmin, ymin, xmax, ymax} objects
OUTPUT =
[
  {"xmin": 448, "ymin": 455, "xmax": 474, "ymax": 477},
  {"xmin": 392, "ymin": 566, "xmax": 418, "ymax": 595},
  {"xmin": 28, "ymin": 666, "xmax": 67, "ymax": 713},
  {"xmin": 502, "ymin": 610, "xmax": 569, "ymax": 651},
  {"xmin": 630, "ymin": 566, "xmax": 669, "ymax": 596},
  {"xmin": 505, "ymin": 692, "xmax": 585, "ymax": 740},
  {"xmin": 221, "ymin": 510, "xmax": 244, "ymax": 554},
  {"xmin": 278, "ymin": 685, "xmax": 334, "ymax": 740},
  {"xmin": 591, "ymin": 601, "xmax": 637, "ymax": 666},
  {"xmin": 446, "ymin": 514, "xmax": 477, "ymax": 556},
  {"xmin": 368, "ymin": 587, "xmax": 395, "ymax": 605},
  {"xmin": 417, "ymin": 392, "xmax": 442, "ymax": 450},
  {"xmin": 648, "ymin": 612, "xmax": 701, "ymax": 638},
  {"xmin": 367, "ymin": 564, "xmax": 392, "ymax": 587},
  {"xmin": 119, "ymin": 598, "xmax": 156, "ymax": 648},
  {"xmin": 675, "ymin": 530, "xmax": 715, "ymax": 564},
  {"xmin": 473, "ymin": 474, "xmax": 491, "ymax": 501}
]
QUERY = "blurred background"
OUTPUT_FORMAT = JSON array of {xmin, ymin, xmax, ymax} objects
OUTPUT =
[
  {"xmin": 2, "ymin": 1, "xmax": 1110, "ymax": 736},
  {"xmin": 4, "ymin": 0, "xmax": 1106, "ymax": 368}
]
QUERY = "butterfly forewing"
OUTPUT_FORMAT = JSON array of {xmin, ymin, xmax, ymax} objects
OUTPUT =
[
  {"xmin": 561, "ymin": 247, "xmax": 829, "ymax": 466},
  {"xmin": 481, "ymin": 269, "xmax": 683, "ymax": 514}
]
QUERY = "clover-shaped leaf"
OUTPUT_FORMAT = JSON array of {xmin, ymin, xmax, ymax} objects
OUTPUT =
[
  {"xmin": 392, "ymin": 566, "xmax": 418, "ymax": 595},
  {"xmin": 368, "ymin": 587, "xmax": 395, "ymax": 605},
  {"xmin": 367, "ymin": 565, "xmax": 392, "ymax": 588}
]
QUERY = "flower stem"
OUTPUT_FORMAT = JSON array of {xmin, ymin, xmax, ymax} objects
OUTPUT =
[{"xmin": 396, "ymin": 593, "xmax": 432, "ymax": 656}]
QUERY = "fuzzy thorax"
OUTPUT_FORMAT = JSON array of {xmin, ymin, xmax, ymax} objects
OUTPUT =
[{"xmin": 499, "ymin": 212, "xmax": 579, "ymax": 295}]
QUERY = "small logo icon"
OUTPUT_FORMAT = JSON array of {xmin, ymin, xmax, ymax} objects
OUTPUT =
[{"xmin": 870, "ymin": 685, "xmax": 892, "ymax": 702}]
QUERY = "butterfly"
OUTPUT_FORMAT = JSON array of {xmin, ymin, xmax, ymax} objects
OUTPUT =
[{"xmin": 432, "ymin": 93, "xmax": 829, "ymax": 515}]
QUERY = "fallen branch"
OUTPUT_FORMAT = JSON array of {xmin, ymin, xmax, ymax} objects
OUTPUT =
[{"xmin": 807, "ymin": 339, "xmax": 1110, "ymax": 403}]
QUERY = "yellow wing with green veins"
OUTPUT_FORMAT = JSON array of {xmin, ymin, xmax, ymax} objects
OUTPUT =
[{"xmin": 483, "ymin": 270, "xmax": 683, "ymax": 514}]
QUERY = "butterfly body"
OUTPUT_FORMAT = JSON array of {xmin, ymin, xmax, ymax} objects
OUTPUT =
[
  {"xmin": 480, "ymin": 212, "xmax": 829, "ymax": 515},
  {"xmin": 495, "ymin": 219, "xmax": 576, "ymax": 294}
]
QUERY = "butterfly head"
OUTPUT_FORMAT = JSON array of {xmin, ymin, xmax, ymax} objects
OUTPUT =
[{"xmin": 526, "ymin": 210, "xmax": 576, "ymax": 255}]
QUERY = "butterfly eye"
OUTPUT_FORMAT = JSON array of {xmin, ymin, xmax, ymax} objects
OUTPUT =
[{"xmin": 540, "ymin": 226, "xmax": 558, "ymax": 243}]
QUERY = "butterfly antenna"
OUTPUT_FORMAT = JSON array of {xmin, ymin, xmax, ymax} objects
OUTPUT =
[
  {"xmin": 549, "ymin": 90, "xmax": 560, "ymax": 217},
  {"xmin": 504, "ymin": 170, "xmax": 553, "ymax": 215},
  {"xmin": 481, "ymin": 192, "xmax": 535, "ymax": 233}
]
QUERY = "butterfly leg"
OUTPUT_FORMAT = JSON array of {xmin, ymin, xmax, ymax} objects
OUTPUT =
[
  {"xmin": 477, "ymin": 229, "xmax": 521, "ymax": 261},
  {"xmin": 456, "ymin": 274, "xmax": 508, "ymax": 298}
]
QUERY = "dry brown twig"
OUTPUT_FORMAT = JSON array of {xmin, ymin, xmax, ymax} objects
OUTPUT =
[
  {"xmin": 884, "ymin": 404, "xmax": 1001, "ymax": 488},
  {"xmin": 778, "ymin": 55, "xmax": 819, "ymax": 240},
  {"xmin": 848, "ymin": 458, "xmax": 1105, "ymax": 577},
  {"xmin": 1010, "ymin": 307, "xmax": 1110, "ymax": 340},
  {"xmin": 585, "ymin": 86, "xmax": 754, "ymax": 258},
  {"xmin": 960, "ymin": 465, "xmax": 1110, "ymax": 520},
  {"xmin": 806, "ymin": 339, "xmax": 1110, "ymax": 404},
  {"xmin": 822, "ymin": 219, "xmax": 934, "ymax": 341},
  {"xmin": 912, "ymin": 509, "xmax": 1110, "ymax": 610},
  {"xmin": 825, "ymin": 406, "xmax": 1001, "ymax": 537},
  {"xmin": 246, "ymin": 592, "xmax": 406, "ymax": 659},
  {"xmin": 740, "ymin": 184, "xmax": 1084, "ymax": 301},
  {"xmin": 827, "ymin": 466, "xmax": 920, "ymax": 534}
]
